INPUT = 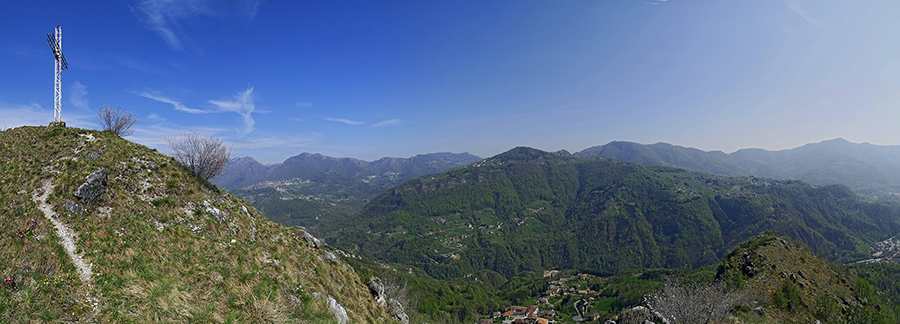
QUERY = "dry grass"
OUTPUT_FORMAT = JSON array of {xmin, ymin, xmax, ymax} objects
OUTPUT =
[{"xmin": 0, "ymin": 126, "xmax": 393, "ymax": 323}]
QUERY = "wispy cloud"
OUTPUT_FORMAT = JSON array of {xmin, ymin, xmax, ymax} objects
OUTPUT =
[
  {"xmin": 135, "ymin": 86, "xmax": 258, "ymax": 136},
  {"xmin": 147, "ymin": 113, "xmax": 166, "ymax": 122},
  {"xmin": 370, "ymin": 119, "xmax": 407, "ymax": 128},
  {"xmin": 322, "ymin": 117, "xmax": 364, "ymax": 125},
  {"xmin": 782, "ymin": 0, "xmax": 821, "ymax": 27},
  {"xmin": 134, "ymin": 0, "xmax": 261, "ymax": 50},
  {"xmin": 137, "ymin": 92, "xmax": 207, "ymax": 114},
  {"xmin": 68, "ymin": 81, "xmax": 90, "ymax": 110},
  {"xmin": 644, "ymin": 0, "xmax": 671, "ymax": 5},
  {"xmin": 209, "ymin": 86, "xmax": 256, "ymax": 136},
  {"xmin": 295, "ymin": 102, "xmax": 312, "ymax": 108}
]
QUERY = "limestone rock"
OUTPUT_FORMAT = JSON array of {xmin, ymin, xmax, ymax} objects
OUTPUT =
[
  {"xmin": 388, "ymin": 298, "xmax": 410, "ymax": 324},
  {"xmin": 299, "ymin": 228, "xmax": 325, "ymax": 248},
  {"xmin": 326, "ymin": 295, "xmax": 349, "ymax": 324},
  {"xmin": 63, "ymin": 199, "xmax": 83, "ymax": 217},
  {"xmin": 85, "ymin": 151, "xmax": 102, "ymax": 161},
  {"xmin": 323, "ymin": 251, "xmax": 340, "ymax": 263},
  {"xmin": 73, "ymin": 168, "xmax": 108, "ymax": 205},
  {"xmin": 366, "ymin": 276, "xmax": 387, "ymax": 308}
]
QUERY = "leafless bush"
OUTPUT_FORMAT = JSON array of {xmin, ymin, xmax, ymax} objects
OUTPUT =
[
  {"xmin": 165, "ymin": 130, "xmax": 231, "ymax": 181},
  {"xmin": 645, "ymin": 279, "xmax": 747, "ymax": 324},
  {"xmin": 382, "ymin": 272, "xmax": 417, "ymax": 315},
  {"xmin": 97, "ymin": 104, "xmax": 137, "ymax": 136}
]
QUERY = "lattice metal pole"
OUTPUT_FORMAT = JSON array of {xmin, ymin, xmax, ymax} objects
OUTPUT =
[
  {"xmin": 54, "ymin": 26, "xmax": 62, "ymax": 122},
  {"xmin": 47, "ymin": 25, "xmax": 68, "ymax": 126}
]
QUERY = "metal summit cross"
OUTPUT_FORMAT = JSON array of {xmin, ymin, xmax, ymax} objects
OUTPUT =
[{"xmin": 47, "ymin": 25, "xmax": 68, "ymax": 127}]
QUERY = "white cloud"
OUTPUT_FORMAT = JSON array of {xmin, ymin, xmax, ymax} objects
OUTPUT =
[
  {"xmin": 68, "ymin": 81, "xmax": 90, "ymax": 110},
  {"xmin": 295, "ymin": 102, "xmax": 312, "ymax": 108},
  {"xmin": 135, "ymin": 87, "xmax": 258, "ymax": 136},
  {"xmin": 323, "ymin": 117, "xmax": 364, "ymax": 125},
  {"xmin": 147, "ymin": 113, "xmax": 166, "ymax": 122},
  {"xmin": 369, "ymin": 119, "xmax": 407, "ymax": 128},
  {"xmin": 0, "ymin": 102, "xmax": 97, "ymax": 130},
  {"xmin": 134, "ymin": 0, "xmax": 261, "ymax": 50},
  {"xmin": 137, "ymin": 92, "xmax": 207, "ymax": 114},
  {"xmin": 209, "ymin": 86, "xmax": 256, "ymax": 136}
]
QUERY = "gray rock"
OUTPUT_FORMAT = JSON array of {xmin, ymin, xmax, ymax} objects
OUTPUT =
[
  {"xmin": 145, "ymin": 161, "xmax": 158, "ymax": 171},
  {"xmin": 323, "ymin": 251, "xmax": 340, "ymax": 263},
  {"xmin": 85, "ymin": 151, "xmax": 102, "ymax": 161},
  {"xmin": 367, "ymin": 276, "xmax": 387, "ymax": 308},
  {"xmin": 754, "ymin": 306, "xmax": 765, "ymax": 316},
  {"xmin": 302, "ymin": 230, "xmax": 325, "ymax": 248},
  {"xmin": 389, "ymin": 298, "xmax": 410, "ymax": 324},
  {"xmin": 73, "ymin": 168, "xmax": 108, "ymax": 205},
  {"xmin": 325, "ymin": 295, "xmax": 348, "ymax": 324},
  {"xmin": 63, "ymin": 199, "xmax": 82, "ymax": 217}
]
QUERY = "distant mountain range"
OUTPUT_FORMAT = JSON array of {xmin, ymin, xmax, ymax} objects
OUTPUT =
[
  {"xmin": 331, "ymin": 147, "xmax": 900, "ymax": 279},
  {"xmin": 574, "ymin": 138, "xmax": 900, "ymax": 197},
  {"xmin": 215, "ymin": 138, "xmax": 900, "ymax": 232},
  {"xmin": 212, "ymin": 152, "xmax": 481, "ymax": 229}
]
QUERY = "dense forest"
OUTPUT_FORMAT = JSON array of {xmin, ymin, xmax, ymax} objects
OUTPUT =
[{"xmin": 331, "ymin": 147, "xmax": 900, "ymax": 280}]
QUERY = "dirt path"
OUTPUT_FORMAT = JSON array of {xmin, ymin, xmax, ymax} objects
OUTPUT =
[{"xmin": 32, "ymin": 179, "xmax": 93, "ymax": 282}]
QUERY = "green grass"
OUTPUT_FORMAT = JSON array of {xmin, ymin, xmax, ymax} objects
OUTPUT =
[{"xmin": 0, "ymin": 126, "xmax": 395, "ymax": 323}]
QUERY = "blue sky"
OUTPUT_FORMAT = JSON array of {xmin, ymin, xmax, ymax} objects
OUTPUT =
[{"xmin": 3, "ymin": 1, "xmax": 900, "ymax": 163}]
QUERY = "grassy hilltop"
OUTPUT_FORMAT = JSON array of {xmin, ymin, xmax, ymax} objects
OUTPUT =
[{"xmin": 0, "ymin": 126, "xmax": 393, "ymax": 323}]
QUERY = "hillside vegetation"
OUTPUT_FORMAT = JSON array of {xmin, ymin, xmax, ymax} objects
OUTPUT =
[
  {"xmin": 213, "ymin": 153, "xmax": 480, "ymax": 231},
  {"xmin": 0, "ymin": 126, "xmax": 393, "ymax": 323},
  {"xmin": 333, "ymin": 147, "xmax": 900, "ymax": 280},
  {"xmin": 575, "ymin": 138, "xmax": 900, "ymax": 197}
]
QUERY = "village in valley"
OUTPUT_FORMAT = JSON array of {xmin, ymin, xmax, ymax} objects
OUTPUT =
[{"xmin": 476, "ymin": 271, "xmax": 607, "ymax": 324}]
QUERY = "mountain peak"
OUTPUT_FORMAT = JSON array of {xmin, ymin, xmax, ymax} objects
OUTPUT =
[{"xmin": 491, "ymin": 146, "xmax": 562, "ymax": 164}]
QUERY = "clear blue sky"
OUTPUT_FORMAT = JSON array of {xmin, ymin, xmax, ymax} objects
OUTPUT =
[{"xmin": 3, "ymin": 1, "xmax": 900, "ymax": 163}]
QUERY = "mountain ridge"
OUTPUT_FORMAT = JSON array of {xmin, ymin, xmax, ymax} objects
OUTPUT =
[
  {"xmin": 575, "ymin": 138, "xmax": 900, "ymax": 196},
  {"xmin": 333, "ymin": 146, "xmax": 900, "ymax": 280}
]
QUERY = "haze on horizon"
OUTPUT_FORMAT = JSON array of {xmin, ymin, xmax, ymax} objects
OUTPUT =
[{"xmin": 2, "ymin": 1, "xmax": 900, "ymax": 164}]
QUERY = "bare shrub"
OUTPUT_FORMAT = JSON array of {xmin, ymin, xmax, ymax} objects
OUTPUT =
[
  {"xmin": 97, "ymin": 104, "xmax": 138, "ymax": 136},
  {"xmin": 645, "ymin": 279, "xmax": 747, "ymax": 324},
  {"xmin": 381, "ymin": 272, "xmax": 416, "ymax": 312},
  {"xmin": 165, "ymin": 130, "xmax": 231, "ymax": 181}
]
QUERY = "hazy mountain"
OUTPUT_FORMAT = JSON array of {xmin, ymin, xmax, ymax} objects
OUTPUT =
[
  {"xmin": 212, "ymin": 152, "xmax": 481, "ymax": 230},
  {"xmin": 0, "ymin": 126, "xmax": 394, "ymax": 322},
  {"xmin": 575, "ymin": 138, "xmax": 900, "ymax": 196},
  {"xmin": 331, "ymin": 147, "xmax": 900, "ymax": 279}
]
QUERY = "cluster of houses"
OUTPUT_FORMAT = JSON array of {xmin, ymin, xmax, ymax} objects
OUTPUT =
[
  {"xmin": 478, "ymin": 305, "xmax": 554, "ymax": 324},
  {"xmin": 477, "ymin": 272, "xmax": 606, "ymax": 323},
  {"xmin": 545, "ymin": 274, "xmax": 596, "ymax": 297}
]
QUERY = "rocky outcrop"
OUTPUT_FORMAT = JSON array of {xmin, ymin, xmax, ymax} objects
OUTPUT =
[
  {"xmin": 85, "ymin": 151, "xmax": 102, "ymax": 161},
  {"xmin": 366, "ymin": 276, "xmax": 409, "ymax": 324},
  {"xmin": 298, "ymin": 227, "xmax": 326, "ymax": 248},
  {"xmin": 367, "ymin": 277, "xmax": 387, "ymax": 308},
  {"xmin": 326, "ymin": 295, "xmax": 349, "ymax": 324},
  {"xmin": 388, "ymin": 299, "xmax": 409, "ymax": 324},
  {"xmin": 63, "ymin": 199, "xmax": 83, "ymax": 217},
  {"xmin": 73, "ymin": 168, "xmax": 108, "ymax": 205},
  {"xmin": 323, "ymin": 251, "xmax": 340, "ymax": 263}
]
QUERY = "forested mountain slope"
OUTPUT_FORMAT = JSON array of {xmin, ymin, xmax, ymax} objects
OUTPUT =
[
  {"xmin": 333, "ymin": 147, "xmax": 900, "ymax": 279},
  {"xmin": 575, "ymin": 138, "xmax": 900, "ymax": 196}
]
